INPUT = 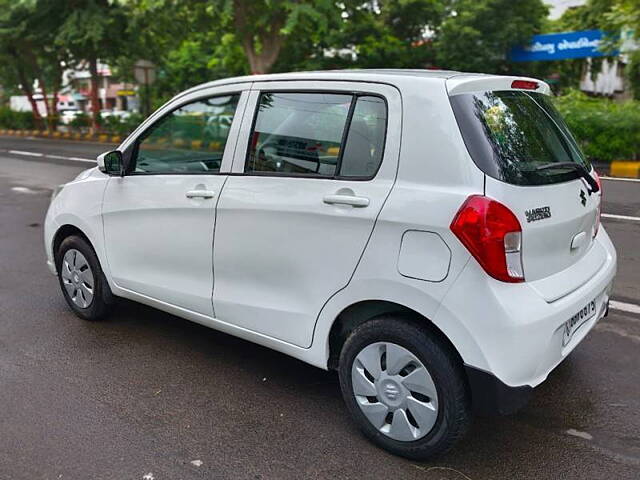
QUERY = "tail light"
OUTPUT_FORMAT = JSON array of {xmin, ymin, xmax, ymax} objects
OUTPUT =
[
  {"xmin": 450, "ymin": 195, "xmax": 524, "ymax": 283},
  {"xmin": 593, "ymin": 170, "xmax": 602, "ymax": 238}
]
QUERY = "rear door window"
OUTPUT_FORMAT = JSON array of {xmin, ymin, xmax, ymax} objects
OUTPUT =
[
  {"xmin": 246, "ymin": 92, "xmax": 387, "ymax": 178},
  {"xmin": 450, "ymin": 91, "xmax": 590, "ymax": 186}
]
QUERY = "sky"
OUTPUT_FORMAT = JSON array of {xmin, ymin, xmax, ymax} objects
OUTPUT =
[{"xmin": 546, "ymin": 0, "xmax": 586, "ymax": 19}]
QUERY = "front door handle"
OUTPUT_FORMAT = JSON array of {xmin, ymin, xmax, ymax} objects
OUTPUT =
[
  {"xmin": 186, "ymin": 190, "xmax": 215, "ymax": 199},
  {"xmin": 323, "ymin": 194, "xmax": 370, "ymax": 208}
]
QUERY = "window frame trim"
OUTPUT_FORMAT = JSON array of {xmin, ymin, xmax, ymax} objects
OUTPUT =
[{"xmin": 242, "ymin": 89, "xmax": 389, "ymax": 182}]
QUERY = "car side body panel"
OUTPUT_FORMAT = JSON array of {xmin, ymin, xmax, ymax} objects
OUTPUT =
[{"xmin": 44, "ymin": 168, "xmax": 111, "ymax": 281}]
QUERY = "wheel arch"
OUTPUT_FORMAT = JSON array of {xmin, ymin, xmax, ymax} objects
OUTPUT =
[
  {"xmin": 327, "ymin": 300, "xmax": 464, "ymax": 372},
  {"xmin": 52, "ymin": 224, "xmax": 93, "ymax": 265}
]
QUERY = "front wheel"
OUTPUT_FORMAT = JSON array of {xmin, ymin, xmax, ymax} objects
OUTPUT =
[
  {"xmin": 338, "ymin": 317, "xmax": 471, "ymax": 459},
  {"xmin": 56, "ymin": 235, "xmax": 113, "ymax": 321}
]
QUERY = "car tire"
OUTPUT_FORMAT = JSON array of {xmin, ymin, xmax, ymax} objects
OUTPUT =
[
  {"xmin": 56, "ymin": 235, "xmax": 114, "ymax": 321},
  {"xmin": 338, "ymin": 316, "xmax": 471, "ymax": 459}
]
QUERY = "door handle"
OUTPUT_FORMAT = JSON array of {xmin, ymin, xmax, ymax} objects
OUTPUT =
[
  {"xmin": 323, "ymin": 194, "xmax": 370, "ymax": 208},
  {"xmin": 186, "ymin": 190, "xmax": 215, "ymax": 199}
]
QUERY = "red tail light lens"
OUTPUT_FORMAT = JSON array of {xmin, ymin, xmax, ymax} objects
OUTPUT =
[
  {"xmin": 450, "ymin": 195, "xmax": 524, "ymax": 283},
  {"xmin": 511, "ymin": 80, "xmax": 539, "ymax": 90}
]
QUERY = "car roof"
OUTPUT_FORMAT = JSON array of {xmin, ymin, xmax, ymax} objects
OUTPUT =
[{"xmin": 180, "ymin": 69, "xmax": 492, "ymax": 95}]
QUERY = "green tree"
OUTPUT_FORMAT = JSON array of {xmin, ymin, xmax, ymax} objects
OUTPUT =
[
  {"xmin": 311, "ymin": 0, "xmax": 445, "ymax": 70},
  {"xmin": 0, "ymin": 0, "xmax": 67, "ymax": 129},
  {"xmin": 55, "ymin": 0, "xmax": 132, "ymax": 130},
  {"xmin": 229, "ymin": 0, "xmax": 337, "ymax": 74},
  {"xmin": 433, "ymin": 0, "xmax": 548, "ymax": 73},
  {"xmin": 607, "ymin": 0, "xmax": 640, "ymax": 97}
]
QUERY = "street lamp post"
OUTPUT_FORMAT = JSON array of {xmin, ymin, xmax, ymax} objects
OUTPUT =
[{"xmin": 133, "ymin": 60, "xmax": 156, "ymax": 117}]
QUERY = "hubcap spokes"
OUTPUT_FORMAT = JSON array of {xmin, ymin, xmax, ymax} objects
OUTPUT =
[
  {"xmin": 352, "ymin": 342, "xmax": 438, "ymax": 442},
  {"xmin": 61, "ymin": 249, "xmax": 94, "ymax": 308}
]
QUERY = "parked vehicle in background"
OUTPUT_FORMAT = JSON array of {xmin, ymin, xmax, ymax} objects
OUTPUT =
[
  {"xmin": 101, "ymin": 110, "xmax": 133, "ymax": 120},
  {"xmin": 44, "ymin": 70, "xmax": 616, "ymax": 459},
  {"xmin": 59, "ymin": 109, "xmax": 83, "ymax": 125}
]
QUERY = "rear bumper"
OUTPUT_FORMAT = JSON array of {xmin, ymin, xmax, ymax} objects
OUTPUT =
[
  {"xmin": 464, "ymin": 365, "xmax": 532, "ymax": 415},
  {"xmin": 435, "ymin": 227, "xmax": 617, "ymax": 389}
]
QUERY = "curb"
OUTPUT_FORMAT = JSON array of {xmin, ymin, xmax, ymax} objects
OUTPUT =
[
  {"xmin": 0, "ymin": 129, "xmax": 122, "ymax": 145},
  {"xmin": 609, "ymin": 161, "xmax": 640, "ymax": 179}
]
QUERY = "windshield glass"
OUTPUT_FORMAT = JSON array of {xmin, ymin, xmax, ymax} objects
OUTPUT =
[{"xmin": 450, "ymin": 91, "xmax": 590, "ymax": 186}]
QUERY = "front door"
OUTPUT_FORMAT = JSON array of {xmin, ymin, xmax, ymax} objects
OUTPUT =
[
  {"xmin": 102, "ymin": 89, "xmax": 246, "ymax": 316},
  {"xmin": 213, "ymin": 83, "xmax": 401, "ymax": 347}
]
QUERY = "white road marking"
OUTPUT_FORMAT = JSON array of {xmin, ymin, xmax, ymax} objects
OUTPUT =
[
  {"xmin": 601, "ymin": 176, "xmax": 640, "ymax": 183},
  {"xmin": 602, "ymin": 213, "xmax": 640, "ymax": 222},
  {"xmin": 8, "ymin": 150, "xmax": 43, "ymax": 157},
  {"xmin": 2, "ymin": 149, "xmax": 95, "ymax": 164},
  {"xmin": 610, "ymin": 300, "xmax": 640, "ymax": 315},
  {"xmin": 566, "ymin": 428, "xmax": 593, "ymax": 440},
  {"xmin": 11, "ymin": 186, "xmax": 39, "ymax": 194}
]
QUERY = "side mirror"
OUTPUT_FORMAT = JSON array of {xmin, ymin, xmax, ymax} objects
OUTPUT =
[{"xmin": 97, "ymin": 150, "xmax": 123, "ymax": 176}]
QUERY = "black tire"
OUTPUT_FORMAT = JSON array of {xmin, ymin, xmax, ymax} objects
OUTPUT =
[
  {"xmin": 55, "ymin": 235, "xmax": 114, "ymax": 321},
  {"xmin": 338, "ymin": 316, "xmax": 471, "ymax": 459}
]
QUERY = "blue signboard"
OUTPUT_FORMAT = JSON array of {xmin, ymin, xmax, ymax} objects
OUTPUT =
[{"xmin": 510, "ymin": 30, "xmax": 616, "ymax": 62}]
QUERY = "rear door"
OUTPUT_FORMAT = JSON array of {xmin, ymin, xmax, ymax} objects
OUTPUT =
[
  {"xmin": 212, "ymin": 82, "xmax": 401, "ymax": 347},
  {"xmin": 449, "ymin": 82, "xmax": 602, "ymax": 296}
]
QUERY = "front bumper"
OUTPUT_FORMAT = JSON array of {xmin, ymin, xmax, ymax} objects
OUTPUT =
[{"xmin": 46, "ymin": 259, "xmax": 57, "ymax": 275}]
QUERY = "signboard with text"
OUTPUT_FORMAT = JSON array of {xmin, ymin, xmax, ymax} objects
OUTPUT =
[{"xmin": 510, "ymin": 30, "xmax": 616, "ymax": 62}]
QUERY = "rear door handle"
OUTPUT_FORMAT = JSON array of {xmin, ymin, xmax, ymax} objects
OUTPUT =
[
  {"xmin": 186, "ymin": 190, "xmax": 215, "ymax": 199},
  {"xmin": 323, "ymin": 194, "xmax": 370, "ymax": 208}
]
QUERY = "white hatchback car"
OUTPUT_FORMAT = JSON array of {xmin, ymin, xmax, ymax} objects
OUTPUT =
[{"xmin": 45, "ymin": 70, "xmax": 616, "ymax": 459}]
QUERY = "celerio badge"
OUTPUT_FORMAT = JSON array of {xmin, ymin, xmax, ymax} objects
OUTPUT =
[{"xmin": 525, "ymin": 206, "xmax": 551, "ymax": 223}]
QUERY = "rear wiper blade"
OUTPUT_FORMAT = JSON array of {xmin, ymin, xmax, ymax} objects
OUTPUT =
[{"xmin": 535, "ymin": 162, "xmax": 599, "ymax": 193}]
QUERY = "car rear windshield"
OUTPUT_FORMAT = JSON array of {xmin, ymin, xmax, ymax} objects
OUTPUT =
[{"xmin": 450, "ymin": 91, "xmax": 591, "ymax": 186}]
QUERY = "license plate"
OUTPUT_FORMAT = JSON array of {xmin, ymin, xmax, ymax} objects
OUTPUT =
[{"xmin": 563, "ymin": 298, "xmax": 597, "ymax": 346}]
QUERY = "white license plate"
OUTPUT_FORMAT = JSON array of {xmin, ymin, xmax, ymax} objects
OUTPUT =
[{"xmin": 563, "ymin": 298, "xmax": 597, "ymax": 346}]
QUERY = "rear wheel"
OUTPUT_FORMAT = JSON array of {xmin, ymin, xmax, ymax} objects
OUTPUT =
[
  {"xmin": 56, "ymin": 235, "xmax": 113, "ymax": 321},
  {"xmin": 338, "ymin": 317, "xmax": 470, "ymax": 459}
]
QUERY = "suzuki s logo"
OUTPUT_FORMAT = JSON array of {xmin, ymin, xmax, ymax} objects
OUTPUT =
[
  {"xmin": 383, "ymin": 384, "xmax": 400, "ymax": 401},
  {"xmin": 579, "ymin": 189, "xmax": 587, "ymax": 206}
]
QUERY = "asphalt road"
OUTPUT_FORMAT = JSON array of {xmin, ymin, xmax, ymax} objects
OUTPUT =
[{"xmin": 1, "ymin": 136, "xmax": 639, "ymax": 480}]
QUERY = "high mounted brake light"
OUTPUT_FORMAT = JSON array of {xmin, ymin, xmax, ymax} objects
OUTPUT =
[
  {"xmin": 450, "ymin": 195, "xmax": 525, "ymax": 283},
  {"xmin": 511, "ymin": 80, "xmax": 539, "ymax": 90}
]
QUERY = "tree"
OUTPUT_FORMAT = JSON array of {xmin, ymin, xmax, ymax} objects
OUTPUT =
[
  {"xmin": 607, "ymin": 0, "xmax": 640, "ymax": 97},
  {"xmin": 0, "ymin": 0, "xmax": 71, "ymax": 129},
  {"xmin": 312, "ymin": 0, "xmax": 445, "ymax": 70},
  {"xmin": 55, "ymin": 0, "xmax": 131, "ymax": 130},
  {"xmin": 433, "ymin": 0, "xmax": 548, "ymax": 73},
  {"xmin": 228, "ymin": 0, "xmax": 337, "ymax": 74}
]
